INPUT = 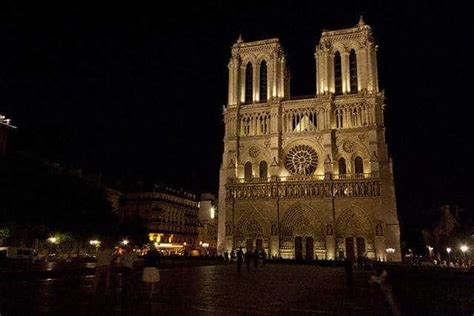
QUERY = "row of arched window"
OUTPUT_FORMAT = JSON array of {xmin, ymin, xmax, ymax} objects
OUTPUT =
[
  {"xmin": 244, "ymin": 161, "xmax": 268, "ymax": 180},
  {"xmin": 245, "ymin": 61, "xmax": 268, "ymax": 104},
  {"xmin": 338, "ymin": 156, "xmax": 364, "ymax": 175},
  {"xmin": 334, "ymin": 49, "xmax": 358, "ymax": 95}
]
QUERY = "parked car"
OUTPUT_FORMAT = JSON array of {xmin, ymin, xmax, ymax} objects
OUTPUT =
[{"xmin": 0, "ymin": 246, "xmax": 39, "ymax": 262}]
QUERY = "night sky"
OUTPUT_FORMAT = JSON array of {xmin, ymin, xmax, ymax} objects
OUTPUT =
[{"xmin": 0, "ymin": 1, "xmax": 472, "ymax": 245}]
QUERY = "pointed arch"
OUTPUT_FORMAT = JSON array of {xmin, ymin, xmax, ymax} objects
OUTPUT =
[
  {"xmin": 349, "ymin": 49, "xmax": 358, "ymax": 93},
  {"xmin": 259, "ymin": 160, "xmax": 268, "ymax": 179},
  {"xmin": 259, "ymin": 60, "xmax": 267, "ymax": 102},
  {"xmin": 354, "ymin": 156, "xmax": 364, "ymax": 174},
  {"xmin": 334, "ymin": 51, "xmax": 342, "ymax": 95},
  {"xmin": 244, "ymin": 161, "xmax": 252, "ymax": 181},
  {"xmin": 335, "ymin": 209, "xmax": 374, "ymax": 238},
  {"xmin": 338, "ymin": 157, "xmax": 347, "ymax": 175},
  {"xmin": 235, "ymin": 208, "xmax": 269, "ymax": 238},
  {"xmin": 245, "ymin": 62, "xmax": 253, "ymax": 104},
  {"xmin": 280, "ymin": 203, "xmax": 325, "ymax": 238}
]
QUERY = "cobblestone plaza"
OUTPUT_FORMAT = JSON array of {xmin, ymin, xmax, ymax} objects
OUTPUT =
[{"xmin": 1, "ymin": 264, "xmax": 390, "ymax": 315}]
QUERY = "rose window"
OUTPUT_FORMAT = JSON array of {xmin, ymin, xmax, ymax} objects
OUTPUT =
[{"xmin": 285, "ymin": 145, "xmax": 318, "ymax": 176}]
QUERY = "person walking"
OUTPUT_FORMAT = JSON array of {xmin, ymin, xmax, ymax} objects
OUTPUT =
[
  {"xmin": 224, "ymin": 251, "xmax": 229, "ymax": 263},
  {"xmin": 261, "ymin": 249, "xmax": 267, "ymax": 266},
  {"xmin": 120, "ymin": 244, "xmax": 137, "ymax": 297},
  {"xmin": 143, "ymin": 246, "xmax": 161, "ymax": 299},
  {"xmin": 253, "ymin": 249, "xmax": 259, "ymax": 270},
  {"xmin": 236, "ymin": 248, "xmax": 243, "ymax": 273},
  {"xmin": 245, "ymin": 249, "xmax": 252, "ymax": 272},
  {"xmin": 94, "ymin": 240, "xmax": 116, "ymax": 295}
]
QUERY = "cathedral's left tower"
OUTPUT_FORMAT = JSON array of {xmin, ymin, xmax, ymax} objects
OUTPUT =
[{"xmin": 217, "ymin": 37, "xmax": 289, "ymax": 252}]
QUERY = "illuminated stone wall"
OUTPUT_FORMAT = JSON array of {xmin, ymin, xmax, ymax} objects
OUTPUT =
[{"xmin": 218, "ymin": 19, "xmax": 401, "ymax": 262}]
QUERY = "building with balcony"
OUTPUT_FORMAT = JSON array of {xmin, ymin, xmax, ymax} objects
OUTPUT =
[
  {"xmin": 218, "ymin": 18, "xmax": 401, "ymax": 261},
  {"xmin": 119, "ymin": 184, "xmax": 200, "ymax": 247}
]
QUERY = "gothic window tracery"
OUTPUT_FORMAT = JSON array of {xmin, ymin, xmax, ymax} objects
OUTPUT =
[
  {"xmin": 259, "ymin": 161, "xmax": 268, "ymax": 179},
  {"xmin": 285, "ymin": 145, "xmax": 318, "ymax": 176},
  {"xmin": 244, "ymin": 162, "xmax": 252, "ymax": 181},
  {"xmin": 354, "ymin": 156, "xmax": 364, "ymax": 174},
  {"xmin": 245, "ymin": 62, "xmax": 253, "ymax": 104},
  {"xmin": 334, "ymin": 51, "xmax": 342, "ymax": 95},
  {"xmin": 259, "ymin": 60, "xmax": 267, "ymax": 102},
  {"xmin": 338, "ymin": 157, "xmax": 347, "ymax": 175},
  {"xmin": 349, "ymin": 49, "xmax": 358, "ymax": 93}
]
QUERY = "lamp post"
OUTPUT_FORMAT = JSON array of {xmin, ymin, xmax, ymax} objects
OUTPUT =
[{"xmin": 446, "ymin": 247, "xmax": 452, "ymax": 263}]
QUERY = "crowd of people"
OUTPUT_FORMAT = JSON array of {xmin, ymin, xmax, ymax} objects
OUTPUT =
[
  {"xmin": 223, "ymin": 248, "xmax": 267, "ymax": 272},
  {"xmin": 94, "ymin": 241, "xmax": 161, "ymax": 299}
]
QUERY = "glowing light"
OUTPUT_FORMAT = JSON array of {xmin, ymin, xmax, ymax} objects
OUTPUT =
[
  {"xmin": 89, "ymin": 240, "xmax": 100, "ymax": 247},
  {"xmin": 460, "ymin": 245, "xmax": 469, "ymax": 253},
  {"xmin": 148, "ymin": 233, "xmax": 163, "ymax": 243},
  {"xmin": 48, "ymin": 237, "xmax": 57, "ymax": 244},
  {"xmin": 210, "ymin": 207, "xmax": 215, "ymax": 219},
  {"xmin": 121, "ymin": 239, "xmax": 129, "ymax": 246},
  {"xmin": 202, "ymin": 243, "xmax": 209, "ymax": 248},
  {"xmin": 385, "ymin": 248, "xmax": 395, "ymax": 254},
  {"xmin": 156, "ymin": 243, "xmax": 183, "ymax": 249},
  {"xmin": 427, "ymin": 245, "xmax": 433, "ymax": 252},
  {"xmin": 446, "ymin": 247, "xmax": 452, "ymax": 254},
  {"xmin": 199, "ymin": 241, "xmax": 202, "ymax": 245}
]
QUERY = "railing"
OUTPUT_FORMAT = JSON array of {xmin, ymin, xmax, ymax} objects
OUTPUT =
[
  {"xmin": 233, "ymin": 173, "xmax": 373, "ymax": 183},
  {"xmin": 226, "ymin": 174, "xmax": 380, "ymax": 200}
]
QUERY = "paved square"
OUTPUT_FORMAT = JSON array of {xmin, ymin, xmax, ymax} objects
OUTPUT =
[{"xmin": 1, "ymin": 264, "xmax": 391, "ymax": 315}]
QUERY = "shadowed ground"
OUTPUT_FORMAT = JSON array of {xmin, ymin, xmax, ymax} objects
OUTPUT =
[{"xmin": 0, "ymin": 263, "xmax": 390, "ymax": 315}]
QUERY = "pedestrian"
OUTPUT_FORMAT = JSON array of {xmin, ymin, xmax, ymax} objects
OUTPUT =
[
  {"xmin": 344, "ymin": 257, "xmax": 353, "ymax": 288},
  {"xmin": 143, "ymin": 245, "xmax": 161, "ymax": 299},
  {"xmin": 253, "ymin": 249, "xmax": 259, "ymax": 270},
  {"xmin": 261, "ymin": 249, "xmax": 266, "ymax": 266},
  {"xmin": 237, "ymin": 247, "xmax": 243, "ymax": 273},
  {"xmin": 95, "ymin": 240, "xmax": 116, "ymax": 295},
  {"xmin": 224, "ymin": 251, "xmax": 229, "ymax": 263},
  {"xmin": 245, "ymin": 250, "xmax": 252, "ymax": 271},
  {"xmin": 230, "ymin": 250, "xmax": 235, "ymax": 263},
  {"xmin": 120, "ymin": 244, "xmax": 137, "ymax": 297}
]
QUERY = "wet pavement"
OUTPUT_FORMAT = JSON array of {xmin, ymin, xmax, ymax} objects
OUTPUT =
[{"xmin": 0, "ymin": 263, "xmax": 390, "ymax": 315}]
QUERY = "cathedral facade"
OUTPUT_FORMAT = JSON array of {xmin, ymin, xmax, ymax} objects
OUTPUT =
[{"xmin": 218, "ymin": 19, "xmax": 401, "ymax": 261}]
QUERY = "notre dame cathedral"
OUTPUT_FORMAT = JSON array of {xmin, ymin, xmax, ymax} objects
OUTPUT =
[{"xmin": 217, "ymin": 18, "xmax": 401, "ymax": 262}]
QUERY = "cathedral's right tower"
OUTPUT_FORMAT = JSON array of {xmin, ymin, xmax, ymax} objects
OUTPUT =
[{"xmin": 218, "ymin": 18, "xmax": 401, "ymax": 262}]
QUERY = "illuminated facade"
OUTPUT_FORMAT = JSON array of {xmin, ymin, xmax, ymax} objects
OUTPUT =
[
  {"xmin": 197, "ymin": 193, "xmax": 218, "ymax": 251},
  {"xmin": 218, "ymin": 18, "xmax": 401, "ymax": 261},
  {"xmin": 119, "ymin": 184, "xmax": 199, "ymax": 245}
]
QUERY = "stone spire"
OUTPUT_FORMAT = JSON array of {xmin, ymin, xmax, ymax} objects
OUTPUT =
[
  {"xmin": 358, "ymin": 15, "xmax": 365, "ymax": 27},
  {"xmin": 237, "ymin": 34, "xmax": 243, "ymax": 44}
]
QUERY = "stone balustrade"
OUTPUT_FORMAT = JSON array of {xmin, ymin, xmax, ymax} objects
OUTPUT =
[{"xmin": 226, "ymin": 175, "xmax": 380, "ymax": 200}]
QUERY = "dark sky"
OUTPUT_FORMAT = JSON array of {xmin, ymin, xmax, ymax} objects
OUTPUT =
[{"xmin": 0, "ymin": 1, "xmax": 472, "ymax": 244}]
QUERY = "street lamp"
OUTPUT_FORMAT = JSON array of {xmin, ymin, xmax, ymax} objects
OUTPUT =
[
  {"xmin": 121, "ymin": 239, "xmax": 129, "ymax": 246},
  {"xmin": 427, "ymin": 245, "xmax": 434, "ymax": 260},
  {"xmin": 48, "ymin": 237, "xmax": 57, "ymax": 244},
  {"xmin": 386, "ymin": 248, "xmax": 395, "ymax": 261},
  {"xmin": 460, "ymin": 245, "xmax": 469, "ymax": 262}
]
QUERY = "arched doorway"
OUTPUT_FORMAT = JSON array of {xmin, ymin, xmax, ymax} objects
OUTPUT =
[
  {"xmin": 336, "ymin": 209, "xmax": 374, "ymax": 260},
  {"xmin": 279, "ymin": 204, "xmax": 325, "ymax": 259}
]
